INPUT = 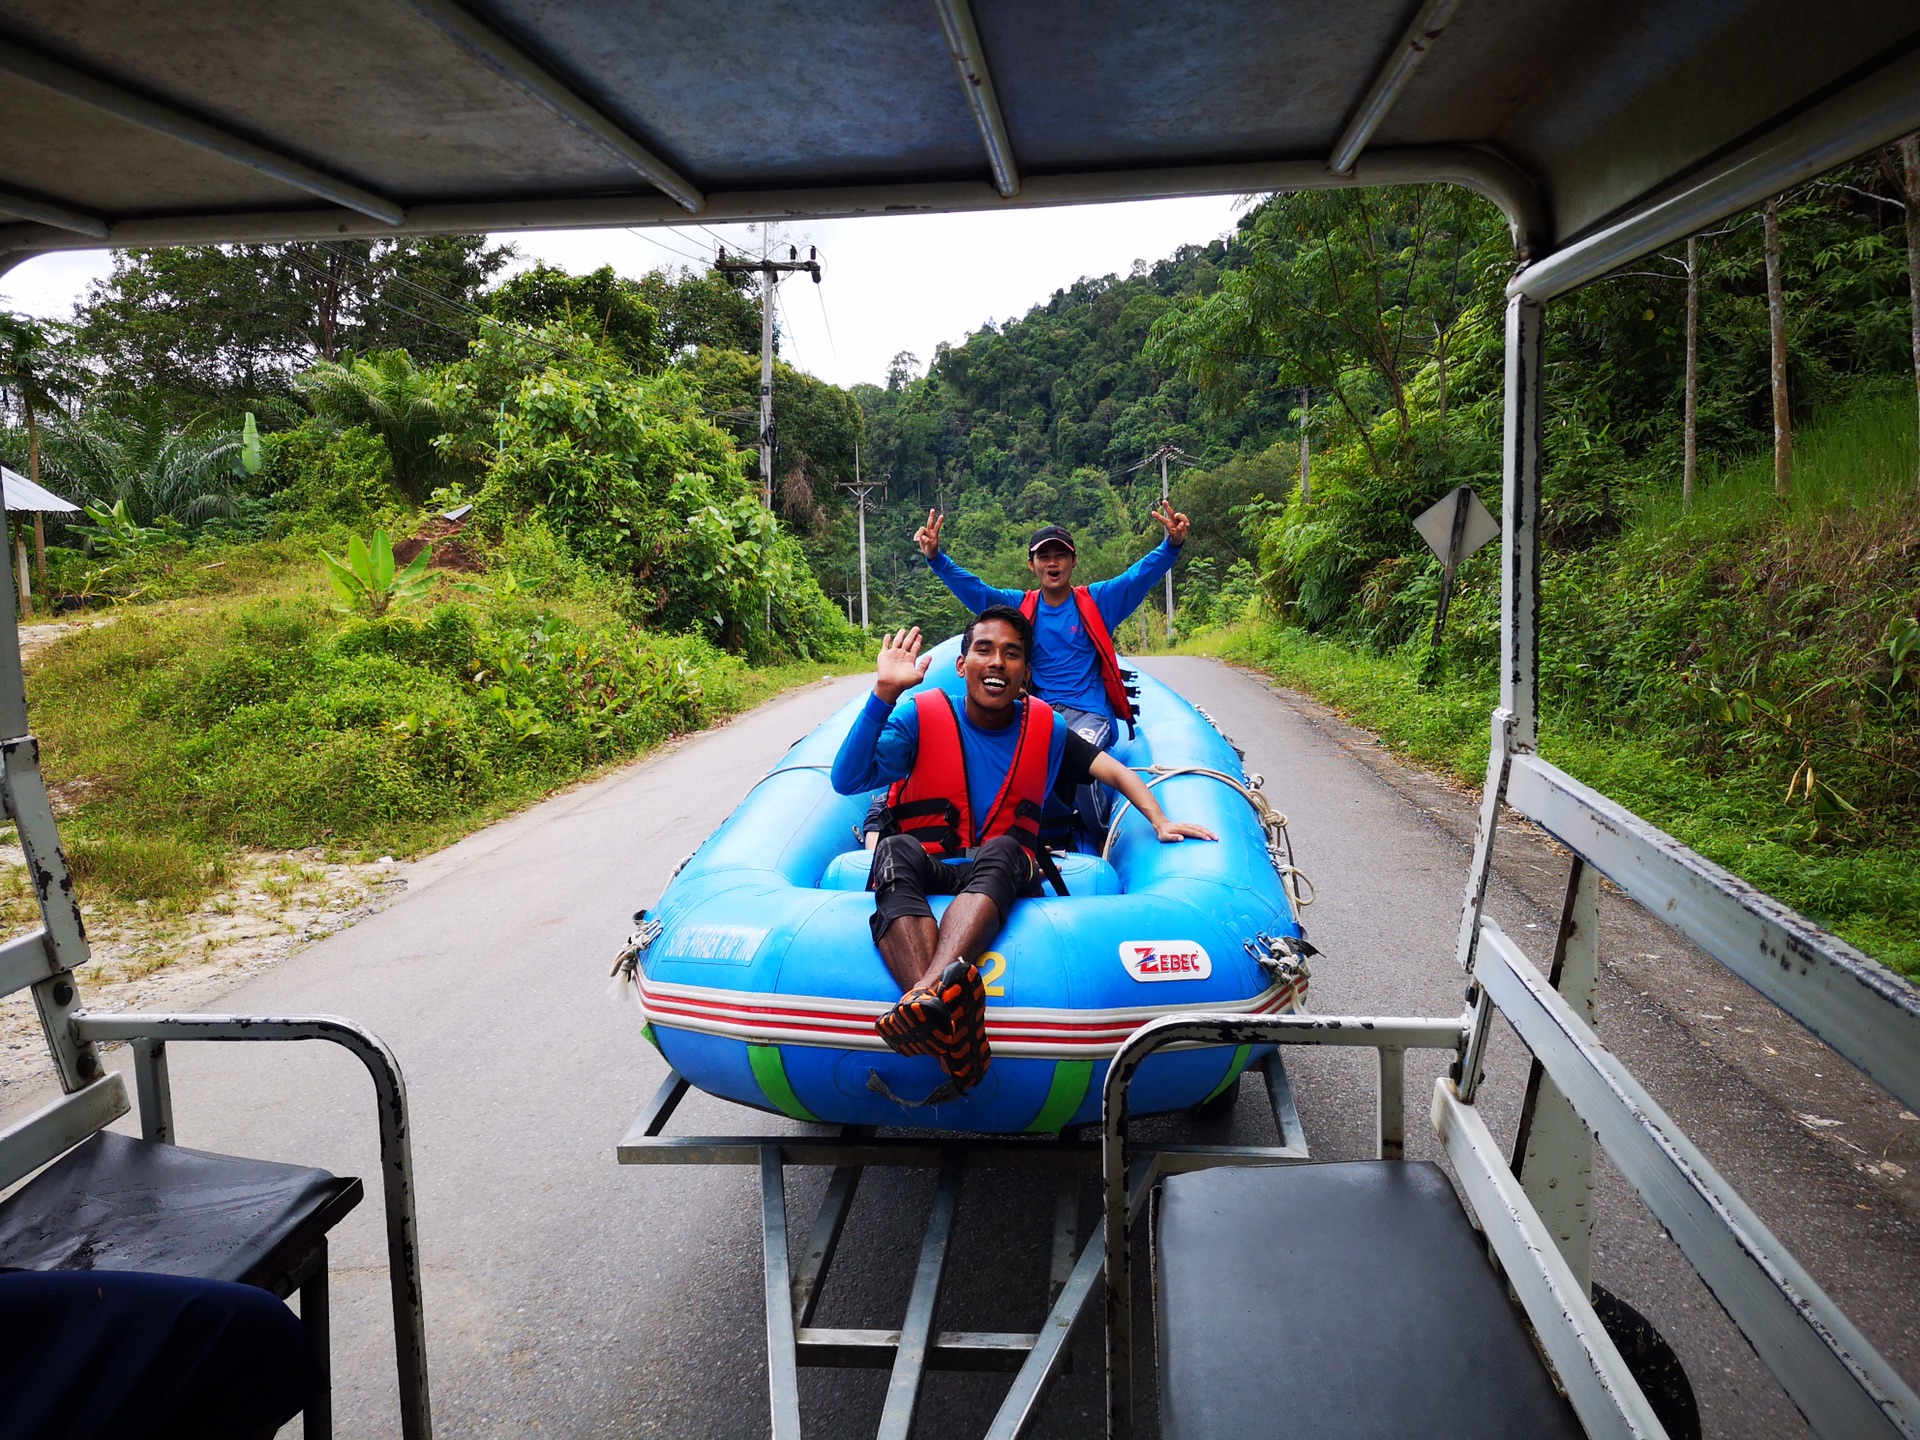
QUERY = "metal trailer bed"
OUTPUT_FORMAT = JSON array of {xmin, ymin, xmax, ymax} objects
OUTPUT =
[{"xmin": 616, "ymin": 1052, "xmax": 1311, "ymax": 1440}]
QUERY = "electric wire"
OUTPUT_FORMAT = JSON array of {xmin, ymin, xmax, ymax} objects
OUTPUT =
[{"xmin": 622, "ymin": 226, "xmax": 714, "ymax": 269}]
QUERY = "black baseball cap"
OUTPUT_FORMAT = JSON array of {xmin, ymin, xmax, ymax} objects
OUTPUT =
[{"xmin": 1027, "ymin": 525, "xmax": 1076, "ymax": 556}]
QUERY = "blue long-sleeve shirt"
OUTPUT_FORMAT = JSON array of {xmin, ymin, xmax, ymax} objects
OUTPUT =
[
  {"xmin": 831, "ymin": 692, "xmax": 1094, "ymax": 844},
  {"xmin": 923, "ymin": 539, "xmax": 1179, "ymax": 718}
]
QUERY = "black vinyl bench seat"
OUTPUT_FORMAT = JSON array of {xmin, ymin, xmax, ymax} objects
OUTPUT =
[
  {"xmin": 0, "ymin": 1130, "xmax": 362, "ymax": 1297},
  {"xmin": 1154, "ymin": 1160, "xmax": 1581, "ymax": 1440}
]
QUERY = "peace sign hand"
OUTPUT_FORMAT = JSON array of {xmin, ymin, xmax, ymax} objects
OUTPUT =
[
  {"xmin": 874, "ymin": 627, "xmax": 927, "ymax": 703},
  {"xmin": 1152, "ymin": 501, "xmax": 1190, "ymax": 547},
  {"xmin": 915, "ymin": 509, "xmax": 945, "ymax": 559}
]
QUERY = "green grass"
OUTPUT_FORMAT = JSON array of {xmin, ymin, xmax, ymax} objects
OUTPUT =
[
  {"xmin": 1192, "ymin": 622, "xmax": 1920, "ymax": 979},
  {"xmin": 1185, "ymin": 382, "xmax": 1920, "ymax": 983},
  {"xmin": 24, "ymin": 533, "xmax": 855, "ymax": 916}
]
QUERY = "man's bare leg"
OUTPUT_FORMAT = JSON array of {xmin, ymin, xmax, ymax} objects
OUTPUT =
[
  {"xmin": 877, "ymin": 915, "xmax": 938, "ymax": 992},
  {"xmin": 876, "ymin": 894, "xmax": 1003, "ymax": 992},
  {"xmin": 921, "ymin": 893, "xmax": 1002, "ymax": 984}
]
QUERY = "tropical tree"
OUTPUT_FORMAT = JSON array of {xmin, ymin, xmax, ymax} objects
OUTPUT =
[
  {"xmin": 42, "ymin": 396, "xmax": 245, "ymax": 526},
  {"xmin": 488, "ymin": 264, "xmax": 665, "ymax": 373},
  {"xmin": 72, "ymin": 238, "xmax": 512, "ymax": 416},
  {"xmin": 296, "ymin": 350, "xmax": 453, "ymax": 502},
  {"xmin": 1147, "ymin": 187, "xmax": 1507, "ymax": 479},
  {"xmin": 0, "ymin": 312, "xmax": 86, "ymax": 490}
]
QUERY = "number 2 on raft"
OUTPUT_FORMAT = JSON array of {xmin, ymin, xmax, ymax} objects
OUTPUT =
[{"xmin": 978, "ymin": 951, "xmax": 1007, "ymax": 997}]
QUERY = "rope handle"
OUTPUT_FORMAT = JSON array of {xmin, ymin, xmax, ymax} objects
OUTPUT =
[{"xmin": 1102, "ymin": 764, "xmax": 1315, "ymax": 908}]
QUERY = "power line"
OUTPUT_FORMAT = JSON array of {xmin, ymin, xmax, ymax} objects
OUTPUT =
[{"xmin": 622, "ymin": 226, "xmax": 713, "ymax": 269}]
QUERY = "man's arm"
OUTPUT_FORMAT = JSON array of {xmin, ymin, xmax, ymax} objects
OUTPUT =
[
  {"xmin": 916, "ymin": 508, "xmax": 1025, "ymax": 610},
  {"xmin": 1087, "ymin": 536, "xmax": 1181, "ymax": 631},
  {"xmin": 1087, "ymin": 751, "xmax": 1217, "ymax": 843},
  {"xmin": 830, "ymin": 628, "xmax": 925, "ymax": 795}
]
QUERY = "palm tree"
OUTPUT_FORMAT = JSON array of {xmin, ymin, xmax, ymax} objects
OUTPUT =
[
  {"xmin": 295, "ymin": 350, "xmax": 450, "ymax": 502},
  {"xmin": 0, "ymin": 312, "xmax": 87, "ymax": 576},
  {"xmin": 43, "ymin": 396, "xmax": 245, "ymax": 528}
]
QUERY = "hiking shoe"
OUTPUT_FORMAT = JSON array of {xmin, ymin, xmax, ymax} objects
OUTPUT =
[
  {"xmin": 876, "ymin": 980, "xmax": 951, "ymax": 1058},
  {"xmin": 929, "ymin": 959, "xmax": 992, "ymax": 1092}
]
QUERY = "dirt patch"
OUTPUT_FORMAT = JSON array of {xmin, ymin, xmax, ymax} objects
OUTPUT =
[
  {"xmin": 17, "ymin": 615, "xmax": 119, "ymax": 664},
  {"xmin": 395, "ymin": 516, "xmax": 482, "ymax": 574},
  {"xmin": 0, "ymin": 849, "xmax": 408, "ymax": 1100}
]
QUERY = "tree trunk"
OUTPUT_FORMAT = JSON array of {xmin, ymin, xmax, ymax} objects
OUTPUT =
[
  {"xmin": 1434, "ymin": 321, "xmax": 1448, "ymax": 424},
  {"xmin": 1684, "ymin": 236, "xmax": 1699, "ymax": 512},
  {"xmin": 1764, "ymin": 198, "xmax": 1792, "ymax": 500},
  {"xmin": 1903, "ymin": 134, "xmax": 1920, "ymax": 495},
  {"xmin": 22, "ymin": 402, "xmax": 45, "ymax": 578},
  {"xmin": 1297, "ymin": 386, "xmax": 1311, "ymax": 504}
]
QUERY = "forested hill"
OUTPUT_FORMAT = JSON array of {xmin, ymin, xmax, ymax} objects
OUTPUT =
[{"xmin": 818, "ymin": 226, "xmax": 1302, "ymax": 640}]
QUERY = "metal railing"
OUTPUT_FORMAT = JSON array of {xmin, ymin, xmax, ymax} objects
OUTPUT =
[{"xmin": 1100, "ymin": 1012, "xmax": 1467, "ymax": 1440}]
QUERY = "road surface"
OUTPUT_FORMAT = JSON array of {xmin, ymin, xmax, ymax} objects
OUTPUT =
[{"xmin": 64, "ymin": 658, "xmax": 1918, "ymax": 1438}]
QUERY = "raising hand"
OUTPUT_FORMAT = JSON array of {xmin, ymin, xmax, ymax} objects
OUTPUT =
[
  {"xmin": 874, "ymin": 626, "xmax": 925, "ymax": 702},
  {"xmin": 915, "ymin": 508, "xmax": 945, "ymax": 559},
  {"xmin": 1152, "ymin": 501, "xmax": 1190, "ymax": 547}
]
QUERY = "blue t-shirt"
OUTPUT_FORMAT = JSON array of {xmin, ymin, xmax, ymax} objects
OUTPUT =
[
  {"xmin": 923, "ymin": 539, "xmax": 1179, "ymax": 718},
  {"xmin": 831, "ymin": 692, "xmax": 1097, "ymax": 842}
]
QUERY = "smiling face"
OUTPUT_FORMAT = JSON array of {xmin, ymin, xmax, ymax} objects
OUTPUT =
[
  {"xmin": 1027, "ymin": 542, "xmax": 1077, "ymax": 595},
  {"xmin": 956, "ymin": 617, "xmax": 1031, "ymax": 726}
]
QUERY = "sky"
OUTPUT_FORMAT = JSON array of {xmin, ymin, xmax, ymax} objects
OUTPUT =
[{"xmin": 0, "ymin": 195, "xmax": 1249, "ymax": 391}]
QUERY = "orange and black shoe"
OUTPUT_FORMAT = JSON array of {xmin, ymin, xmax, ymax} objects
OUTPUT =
[
  {"xmin": 928, "ymin": 959, "xmax": 992, "ymax": 1092},
  {"xmin": 876, "ymin": 980, "xmax": 951, "ymax": 1058}
]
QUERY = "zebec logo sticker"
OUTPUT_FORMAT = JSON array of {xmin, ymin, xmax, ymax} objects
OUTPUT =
[{"xmin": 1119, "ymin": 940, "xmax": 1211, "ymax": 982}]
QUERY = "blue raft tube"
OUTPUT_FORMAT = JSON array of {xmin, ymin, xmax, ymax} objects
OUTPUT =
[{"xmin": 619, "ymin": 639, "xmax": 1312, "ymax": 1133}]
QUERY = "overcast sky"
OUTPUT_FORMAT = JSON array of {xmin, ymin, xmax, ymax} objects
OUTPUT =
[{"xmin": 0, "ymin": 195, "xmax": 1248, "ymax": 391}]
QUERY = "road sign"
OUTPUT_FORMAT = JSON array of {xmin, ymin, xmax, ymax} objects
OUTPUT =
[
  {"xmin": 1413, "ymin": 485, "xmax": 1499, "ymax": 564},
  {"xmin": 1413, "ymin": 486, "xmax": 1500, "ymax": 649}
]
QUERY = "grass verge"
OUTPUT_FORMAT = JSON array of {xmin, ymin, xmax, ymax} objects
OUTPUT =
[
  {"xmin": 1190, "ymin": 623, "xmax": 1920, "ymax": 981},
  {"xmin": 23, "ymin": 541, "xmax": 853, "ymax": 922}
]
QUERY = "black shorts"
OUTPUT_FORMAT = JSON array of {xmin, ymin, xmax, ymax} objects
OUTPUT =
[{"xmin": 867, "ymin": 833, "xmax": 1037, "ymax": 945}]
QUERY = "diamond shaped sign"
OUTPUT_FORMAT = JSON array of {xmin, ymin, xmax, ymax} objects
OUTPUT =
[{"xmin": 1413, "ymin": 486, "xmax": 1500, "ymax": 565}]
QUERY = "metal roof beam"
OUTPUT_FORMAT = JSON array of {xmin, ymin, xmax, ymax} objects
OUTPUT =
[
  {"xmin": 0, "ymin": 37, "xmax": 403, "ymax": 225},
  {"xmin": 929, "ymin": 0, "xmax": 1020, "ymax": 198},
  {"xmin": 1513, "ymin": 44, "xmax": 1920, "ymax": 301},
  {"xmin": 395, "ymin": 0, "xmax": 704, "ymax": 214},
  {"xmin": 0, "ymin": 184, "xmax": 104, "ymax": 238},
  {"xmin": 0, "ymin": 145, "xmax": 1548, "ymax": 261},
  {"xmin": 1329, "ymin": 0, "xmax": 1462, "ymax": 175}
]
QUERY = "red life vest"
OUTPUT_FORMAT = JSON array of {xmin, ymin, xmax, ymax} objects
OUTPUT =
[
  {"xmin": 1019, "ymin": 587, "xmax": 1136, "ymax": 726},
  {"xmin": 884, "ymin": 692, "xmax": 1055, "ymax": 859}
]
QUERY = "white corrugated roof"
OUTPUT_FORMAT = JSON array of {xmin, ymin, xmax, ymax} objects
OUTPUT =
[{"xmin": 0, "ymin": 465, "xmax": 79, "ymax": 513}]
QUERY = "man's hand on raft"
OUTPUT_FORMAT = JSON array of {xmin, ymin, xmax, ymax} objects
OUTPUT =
[
  {"xmin": 1151, "ymin": 819, "xmax": 1218, "ymax": 844},
  {"xmin": 1088, "ymin": 751, "xmax": 1216, "ymax": 843},
  {"xmin": 874, "ymin": 626, "xmax": 931, "ymax": 704},
  {"xmin": 914, "ymin": 509, "xmax": 944, "ymax": 559},
  {"xmin": 1151, "ymin": 500, "xmax": 1190, "ymax": 547}
]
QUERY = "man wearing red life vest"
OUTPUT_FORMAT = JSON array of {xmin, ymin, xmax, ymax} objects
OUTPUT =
[
  {"xmin": 915, "ymin": 504, "xmax": 1188, "ymax": 834},
  {"xmin": 831, "ymin": 606, "xmax": 1216, "ymax": 1093}
]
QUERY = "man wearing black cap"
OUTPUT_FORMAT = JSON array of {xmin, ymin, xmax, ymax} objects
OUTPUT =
[
  {"xmin": 914, "ymin": 502, "xmax": 1187, "ymax": 833},
  {"xmin": 915, "ymin": 502, "xmax": 1187, "ymax": 735}
]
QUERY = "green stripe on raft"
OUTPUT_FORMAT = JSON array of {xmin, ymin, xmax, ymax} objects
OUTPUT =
[
  {"xmin": 749, "ymin": 1044, "xmax": 820, "ymax": 1121},
  {"xmin": 1025, "ymin": 1060, "xmax": 1094, "ymax": 1133},
  {"xmin": 1199, "ymin": 1044, "xmax": 1253, "ymax": 1105}
]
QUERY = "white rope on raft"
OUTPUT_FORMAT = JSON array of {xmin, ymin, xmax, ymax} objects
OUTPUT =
[{"xmin": 1102, "ymin": 765, "xmax": 1316, "ymax": 910}]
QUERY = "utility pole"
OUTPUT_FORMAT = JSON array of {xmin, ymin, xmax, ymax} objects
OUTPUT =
[
  {"xmin": 716, "ymin": 243, "xmax": 821, "ymax": 507},
  {"xmin": 1130, "ymin": 441, "xmax": 1192, "ymax": 643},
  {"xmin": 836, "ymin": 441, "xmax": 886, "ymax": 631}
]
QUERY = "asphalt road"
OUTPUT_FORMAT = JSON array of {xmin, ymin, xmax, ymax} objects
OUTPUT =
[{"xmin": 77, "ymin": 659, "xmax": 1919, "ymax": 1439}]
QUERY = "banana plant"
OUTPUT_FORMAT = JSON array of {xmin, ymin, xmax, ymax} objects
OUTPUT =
[{"xmin": 320, "ymin": 530, "xmax": 434, "ymax": 616}]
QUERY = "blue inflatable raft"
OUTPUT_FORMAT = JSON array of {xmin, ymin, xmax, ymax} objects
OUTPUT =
[{"xmin": 622, "ymin": 641, "xmax": 1310, "ymax": 1132}]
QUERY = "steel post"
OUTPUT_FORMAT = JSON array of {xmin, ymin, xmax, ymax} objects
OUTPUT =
[{"xmin": 1512, "ymin": 860, "xmax": 1599, "ymax": 1287}]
